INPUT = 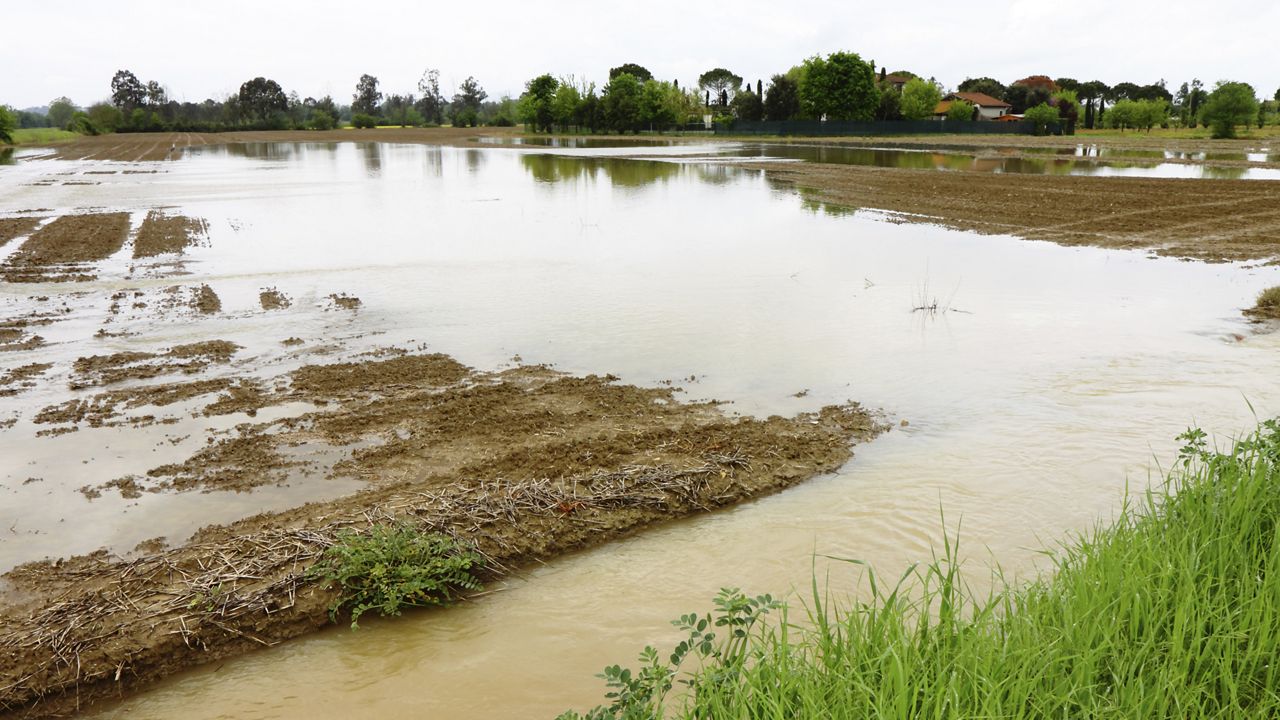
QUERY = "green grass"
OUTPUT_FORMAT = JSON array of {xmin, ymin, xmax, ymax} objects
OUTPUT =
[
  {"xmin": 563, "ymin": 420, "xmax": 1280, "ymax": 719},
  {"xmin": 8, "ymin": 128, "xmax": 81, "ymax": 145}
]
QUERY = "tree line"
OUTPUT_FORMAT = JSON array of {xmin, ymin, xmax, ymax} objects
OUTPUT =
[{"xmin": 3, "ymin": 61, "xmax": 1278, "ymax": 141}]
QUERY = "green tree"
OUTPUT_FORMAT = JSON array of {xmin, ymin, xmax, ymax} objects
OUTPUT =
[
  {"xmin": 799, "ymin": 51, "xmax": 879, "ymax": 121},
  {"xmin": 1079, "ymin": 80, "xmax": 1109, "ymax": 128},
  {"xmin": 1105, "ymin": 99, "xmax": 1139, "ymax": 131},
  {"xmin": 1200, "ymin": 81, "xmax": 1259, "ymax": 139},
  {"xmin": 146, "ymin": 81, "xmax": 167, "ymax": 107},
  {"xmin": 306, "ymin": 109, "xmax": 337, "ymax": 130},
  {"xmin": 383, "ymin": 94, "xmax": 418, "ymax": 127},
  {"xmin": 876, "ymin": 87, "xmax": 902, "ymax": 121},
  {"xmin": 609, "ymin": 64, "xmax": 652, "ymax": 83},
  {"xmin": 602, "ymin": 73, "xmax": 643, "ymax": 132},
  {"xmin": 47, "ymin": 97, "xmax": 76, "ymax": 129},
  {"xmin": 698, "ymin": 68, "xmax": 743, "ymax": 109},
  {"xmin": 639, "ymin": 80, "xmax": 680, "ymax": 129},
  {"xmin": 451, "ymin": 76, "xmax": 487, "ymax": 126},
  {"xmin": 518, "ymin": 74, "xmax": 559, "ymax": 132},
  {"xmin": 1024, "ymin": 102, "xmax": 1060, "ymax": 135},
  {"xmin": 0, "ymin": 105, "xmax": 16, "ymax": 144},
  {"xmin": 1135, "ymin": 99, "xmax": 1168, "ymax": 131},
  {"xmin": 551, "ymin": 80, "xmax": 583, "ymax": 130},
  {"xmin": 957, "ymin": 77, "xmax": 1006, "ymax": 99},
  {"xmin": 111, "ymin": 69, "xmax": 146, "ymax": 112},
  {"xmin": 238, "ymin": 77, "xmax": 288, "ymax": 122},
  {"xmin": 731, "ymin": 88, "xmax": 764, "ymax": 121},
  {"xmin": 946, "ymin": 99, "xmax": 975, "ymax": 122},
  {"xmin": 352, "ymin": 74, "xmax": 382, "ymax": 116},
  {"xmin": 1051, "ymin": 89, "xmax": 1081, "ymax": 124},
  {"xmin": 764, "ymin": 74, "xmax": 800, "ymax": 121},
  {"xmin": 87, "ymin": 102, "xmax": 123, "ymax": 132},
  {"xmin": 900, "ymin": 77, "xmax": 941, "ymax": 120},
  {"xmin": 416, "ymin": 69, "xmax": 446, "ymax": 125}
]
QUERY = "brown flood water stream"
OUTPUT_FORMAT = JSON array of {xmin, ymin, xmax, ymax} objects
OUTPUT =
[{"xmin": 2, "ymin": 141, "xmax": 1279, "ymax": 717}]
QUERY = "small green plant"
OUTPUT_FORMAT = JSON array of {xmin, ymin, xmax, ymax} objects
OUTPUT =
[
  {"xmin": 1023, "ymin": 102, "xmax": 1060, "ymax": 135},
  {"xmin": 306, "ymin": 524, "xmax": 482, "ymax": 629},
  {"xmin": 350, "ymin": 113, "xmax": 379, "ymax": 129},
  {"xmin": 556, "ymin": 588, "xmax": 779, "ymax": 720}
]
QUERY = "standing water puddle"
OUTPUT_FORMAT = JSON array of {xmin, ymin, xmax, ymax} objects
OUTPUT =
[{"xmin": 2, "ymin": 141, "xmax": 1278, "ymax": 718}]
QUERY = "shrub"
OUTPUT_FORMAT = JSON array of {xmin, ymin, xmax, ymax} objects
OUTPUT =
[
  {"xmin": 350, "ymin": 113, "xmax": 379, "ymax": 129},
  {"xmin": 306, "ymin": 110, "xmax": 337, "ymax": 131},
  {"xmin": 945, "ymin": 99, "xmax": 975, "ymax": 122},
  {"xmin": 1023, "ymin": 102, "xmax": 1060, "ymax": 135},
  {"xmin": 307, "ymin": 523, "xmax": 482, "ymax": 629},
  {"xmin": 1201, "ymin": 81, "xmax": 1260, "ymax": 139},
  {"xmin": 0, "ymin": 104, "xmax": 15, "ymax": 144},
  {"xmin": 1247, "ymin": 285, "xmax": 1280, "ymax": 319},
  {"xmin": 66, "ymin": 111, "xmax": 100, "ymax": 136}
]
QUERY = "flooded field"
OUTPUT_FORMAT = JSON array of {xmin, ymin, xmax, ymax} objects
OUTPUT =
[
  {"xmin": 2, "ymin": 139, "xmax": 1280, "ymax": 718},
  {"xmin": 483, "ymin": 135, "xmax": 1280, "ymax": 179}
]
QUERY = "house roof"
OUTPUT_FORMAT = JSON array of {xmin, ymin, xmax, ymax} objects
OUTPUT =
[
  {"xmin": 882, "ymin": 73, "xmax": 914, "ymax": 85},
  {"xmin": 947, "ymin": 92, "xmax": 1011, "ymax": 108},
  {"xmin": 933, "ymin": 100, "xmax": 955, "ymax": 115}
]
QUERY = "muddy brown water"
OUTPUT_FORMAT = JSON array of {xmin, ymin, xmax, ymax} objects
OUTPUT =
[{"xmin": 2, "ymin": 141, "xmax": 1280, "ymax": 718}]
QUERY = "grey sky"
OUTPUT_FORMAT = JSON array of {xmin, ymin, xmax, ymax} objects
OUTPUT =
[{"xmin": 6, "ymin": 0, "xmax": 1278, "ymax": 109}]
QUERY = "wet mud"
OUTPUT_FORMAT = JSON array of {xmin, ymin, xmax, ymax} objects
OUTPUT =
[{"xmin": 0, "ymin": 351, "xmax": 883, "ymax": 718}]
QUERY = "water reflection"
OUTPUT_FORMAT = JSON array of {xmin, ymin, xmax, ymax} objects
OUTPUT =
[
  {"xmin": 729, "ymin": 144, "xmax": 1280, "ymax": 179},
  {"xmin": 520, "ymin": 154, "xmax": 683, "ymax": 187}
]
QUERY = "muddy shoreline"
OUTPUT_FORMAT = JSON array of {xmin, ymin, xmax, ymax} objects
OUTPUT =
[{"xmin": 0, "ymin": 350, "xmax": 883, "ymax": 719}]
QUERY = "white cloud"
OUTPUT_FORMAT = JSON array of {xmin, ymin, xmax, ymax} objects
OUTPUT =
[{"xmin": 3, "ymin": 0, "xmax": 1277, "ymax": 108}]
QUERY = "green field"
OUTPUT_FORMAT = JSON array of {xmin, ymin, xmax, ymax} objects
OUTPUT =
[{"xmin": 9, "ymin": 128, "xmax": 81, "ymax": 145}]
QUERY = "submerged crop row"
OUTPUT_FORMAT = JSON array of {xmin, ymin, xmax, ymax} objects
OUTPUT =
[{"xmin": 562, "ymin": 419, "xmax": 1280, "ymax": 719}]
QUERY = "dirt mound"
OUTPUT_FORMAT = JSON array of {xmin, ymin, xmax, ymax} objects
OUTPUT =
[
  {"xmin": 259, "ymin": 288, "xmax": 291, "ymax": 310},
  {"xmin": 0, "ymin": 351, "xmax": 884, "ymax": 718},
  {"xmin": 0, "ymin": 217, "xmax": 42, "ymax": 248},
  {"xmin": 1, "ymin": 213, "xmax": 131, "ymax": 282},
  {"xmin": 325, "ymin": 293, "xmax": 361, "ymax": 310},
  {"xmin": 70, "ymin": 340, "xmax": 240, "ymax": 389},
  {"xmin": 0, "ymin": 363, "xmax": 51, "ymax": 397},
  {"xmin": 133, "ymin": 211, "xmax": 208, "ymax": 258},
  {"xmin": 191, "ymin": 284, "xmax": 221, "ymax": 314}
]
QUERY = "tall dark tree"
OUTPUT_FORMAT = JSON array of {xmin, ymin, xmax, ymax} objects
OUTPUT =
[
  {"xmin": 1110, "ymin": 82, "xmax": 1141, "ymax": 101},
  {"xmin": 1079, "ymin": 80, "xmax": 1109, "ymax": 129},
  {"xmin": 110, "ymin": 70, "xmax": 146, "ymax": 112},
  {"xmin": 238, "ymin": 77, "xmax": 288, "ymax": 121},
  {"xmin": 352, "ymin": 74, "xmax": 382, "ymax": 116},
  {"xmin": 146, "ymin": 81, "xmax": 167, "ymax": 107},
  {"xmin": 1054, "ymin": 78, "xmax": 1081, "ymax": 93},
  {"xmin": 957, "ymin": 77, "xmax": 1006, "ymax": 99},
  {"xmin": 416, "ymin": 69, "xmax": 446, "ymax": 124},
  {"xmin": 609, "ymin": 64, "xmax": 653, "ymax": 82},
  {"xmin": 698, "ymin": 68, "xmax": 743, "ymax": 109},
  {"xmin": 451, "ymin": 76, "xmax": 487, "ymax": 127}
]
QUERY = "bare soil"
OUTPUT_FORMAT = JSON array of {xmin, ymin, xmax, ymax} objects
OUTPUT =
[
  {"xmin": 133, "ymin": 211, "xmax": 207, "ymax": 258},
  {"xmin": 258, "ymin": 288, "xmax": 291, "ymax": 311},
  {"xmin": 0, "ymin": 217, "xmax": 42, "ymax": 248},
  {"xmin": 0, "ymin": 351, "xmax": 883, "ymax": 719},
  {"xmin": 751, "ymin": 162, "xmax": 1280, "ymax": 263},
  {"xmin": 1, "ymin": 213, "xmax": 131, "ymax": 283},
  {"xmin": 69, "ymin": 340, "xmax": 241, "ymax": 389}
]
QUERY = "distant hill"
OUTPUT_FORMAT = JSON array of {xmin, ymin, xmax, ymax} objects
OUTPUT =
[{"xmin": 21, "ymin": 106, "xmax": 49, "ymax": 116}]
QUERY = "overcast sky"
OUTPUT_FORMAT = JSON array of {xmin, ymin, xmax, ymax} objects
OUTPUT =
[{"xmin": 6, "ymin": 0, "xmax": 1278, "ymax": 109}]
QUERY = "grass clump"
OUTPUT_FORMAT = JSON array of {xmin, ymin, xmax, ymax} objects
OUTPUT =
[
  {"xmin": 561, "ymin": 419, "xmax": 1280, "ymax": 718},
  {"xmin": 307, "ymin": 523, "xmax": 482, "ymax": 629},
  {"xmin": 1246, "ymin": 285, "xmax": 1280, "ymax": 320}
]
